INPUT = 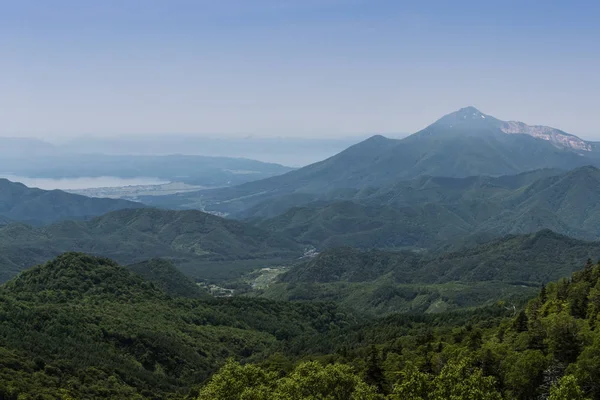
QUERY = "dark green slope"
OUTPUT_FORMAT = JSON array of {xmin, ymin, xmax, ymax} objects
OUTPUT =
[
  {"xmin": 143, "ymin": 107, "xmax": 598, "ymax": 216},
  {"xmin": 0, "ymin": 253, "xmax": 353, "ymax": 398},
  {"xmin": 282, "ymin": 230, "xmax": 600, "ymax": 285},
  {"xmin": 254, "ymin": 166, "xmax": 600, "ymax": 250},
  {"xmin": 256, "ymin": 201, "xmax": 472, "ymax": 250},
  {"xmin": 128, "ymin": 258, "xmax": 206, "ymax": 298},
  {"xmin": 0, "ymin": 208, "xmax": 302, "ymax": 284},
  {"xmin": 258, "ymin": 230, "xmax": 600, "ymax": 316},
  {"xmin": 0, "ymin": 179, "xmax": 144, "ymax": 224}
]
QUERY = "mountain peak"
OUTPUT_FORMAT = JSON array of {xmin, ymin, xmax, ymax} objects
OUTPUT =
[
  {"xmin": 445, "ymin": 106, "xmax": 489, "ymax": 120},
  {"xmin": 1, "ymin": 253, "xmax": 164, "ymax": 301},
  {"xmin": 421, "ymin": 106, "xmax": 498, "ymax": 135}
]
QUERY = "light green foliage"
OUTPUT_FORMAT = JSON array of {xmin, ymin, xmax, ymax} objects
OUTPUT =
[
  {"xmin": 389, "ymin": 362, "xmax": 430, "ymax": 400},
  {"xmin": 197, "ymin": 359, "xmax": 277, "ymax": 400},
  {"xmin": 430, "ymin": 359, "xmax": 502, "ymax": 400},
  {"xmin": 549, "ymin": 375, "xmax": 589, "ymax": 400},
  {"xmin": 199, "ymin": 360, "xmax": 380, "ymax": 400}
]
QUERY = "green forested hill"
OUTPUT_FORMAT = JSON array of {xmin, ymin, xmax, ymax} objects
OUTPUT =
[
  {"xmin": 0, "ymin": 208, "xmax": 302, "ymax": 284},
  {"xmin": 128, "ymin": 258, "xmax": 207, "ymax": 298},
  {"xmin": 255, "ymin": 230, "xmax": 600, "ymax": 315},
  {"xmin": 0, "ymin": 253, "xmax": 354, "ymax": 399},
  {"xmin": 252, "ymin": 166, "xmax": 600, "ymax": 250},
  {"xmin": 283, "ymin": 230, "xmax": 600, "ymax": 285},
  {"xmin": 0, "ymin": 179, "xmax": 144, "ymax": 224},
  {"xmin": 199, "ymin": 259, "xmax": 600, "ymax": 400}
]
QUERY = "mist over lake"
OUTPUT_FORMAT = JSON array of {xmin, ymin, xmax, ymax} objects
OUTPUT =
[{"xmin": 0, "ymin": 175, "xmax": 169, "ymax": 190}]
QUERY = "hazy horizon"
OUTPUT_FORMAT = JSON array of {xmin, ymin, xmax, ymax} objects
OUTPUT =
[{"xmin": 2, "ymin": 1, "xmax": 600, "ymax": 139}]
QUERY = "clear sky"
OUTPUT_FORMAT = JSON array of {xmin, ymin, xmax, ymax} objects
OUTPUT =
[{"xmin": 1, "ymin": 0, "xmax": 599, "ymax": 139}]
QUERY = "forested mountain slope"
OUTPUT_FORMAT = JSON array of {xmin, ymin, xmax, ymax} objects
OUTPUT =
[
  {"xmin": 256, "ymin": 230, "xmax": 600, "ymax": 316},
  {"xmin": 0, "ymin": 208, "xmax": 302, "ymax": 284},
  {"xmin": 254, "ymin": 166, "xmax": 600, "ymax": 249},
  {"xmin": 202, "ymin": 258, "xmax": 600, "ymax": 400},
  {"xmin": 0, "ymin": 253, "xmax": 354, "ymax": 399},
  {"xmin": 0, "ymin": 179, "xmax": 144, "ymax": 224}
]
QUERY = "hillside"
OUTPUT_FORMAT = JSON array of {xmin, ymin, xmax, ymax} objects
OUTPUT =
[
  {"xmin": 256, "ymin": 230, "xmax": 600, "ymax": 315},
  {"xmin": 0, "ymin": 208, "xmax": 302, "ymax": 284},
  {"xmin": 251, "ymin": 166, "xmax": 600, "ymax": 250},
  {"xmin": 142, "ymin": 107, "xmax": 600, "ymax": 216},
  {"xmin": 207, "ymin": 260, "xmax": 600, "ymax": 399},
  {"xmin": 282, "ymin": 230, "xmax": 600, "ymax": 285},
  {"xmin": 0, "ymin": 253, "xmax": 353, "ymax": 398},
  {"xmin": 128, "ymin": 258, "xmax": 206, "ymax": 298},
  {"xmin": 0, "ymin": 179, "xmax": 144, "ymax": 224}
]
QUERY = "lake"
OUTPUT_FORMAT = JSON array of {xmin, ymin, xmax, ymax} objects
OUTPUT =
[{"xmin": 0, "ymin": 175, "xmax": 169, "ymax": 190}]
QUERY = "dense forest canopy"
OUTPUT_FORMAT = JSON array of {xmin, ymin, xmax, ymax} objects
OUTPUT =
[{"xmin": 1, "ymin": 252, "xmax": 600, "ymax": 399}]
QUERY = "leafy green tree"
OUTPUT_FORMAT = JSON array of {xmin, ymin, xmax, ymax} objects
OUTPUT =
[
  {"xmin": 199, "ymin": 360, "xmax": 381, "ymax": 400},
  {"xmin": 549, "ymin": 375, "xmax": 589, "ymax": 400},
  {"xmin": 430, "ymin": 359, "xmax": 502, "ymax": 400},
  {"xmin": 545, "ymin": 311, "xmax": 582, "ymax": 363},
  {"xmin": 569, "ymin": 333, "xmax": 600, "ymax": 399},
  {"xmin": 389, "ymin": 362, "xmax": 430, "ymax": 400},
  {"xmin": 502, "ymin": 350, "xmax": 547, "ymax": 400},
  {"xmin": 197, "ymin": 359, "xmax": 276, "ymax": 399}
]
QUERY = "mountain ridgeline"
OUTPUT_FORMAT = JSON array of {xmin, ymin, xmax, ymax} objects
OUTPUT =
[
  {"xmin": 247, "ymin": 166, "xmax": 600, "ymax": 250},
  {"xmin": 0, "ymin": 179, "xmax": 144, "ymax": 224},
  {"xmin": 255, "ymin": 230, "xmax": 600, "ymax": 315},
  {"xmin": 142, "ymin": 107, "xmax": 600, "ymax": 217},
  {"xmin": 5, "ymin": 106, "xmax": 600, "ymax": 398},
  {"xmin": 0, "ymin": 207, "xmax": 302, "ymax": 284}
]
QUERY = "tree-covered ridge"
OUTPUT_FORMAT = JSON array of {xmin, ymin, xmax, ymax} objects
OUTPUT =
[
  {"xmin": 128, "ymin": 258, "xmax": 207, "ymax": 298},
  {"xmin": 201, "ymin": 259, "xmax": 600, "ymax": 399},
  {"xmin": 282, "ymin": 230, "xmax": 600, "ymax": 285},
  {"xmin": 0, "ymin": 253, "xmax": 354, "ymax": 399},
  {"xmin": 0, "ymin": 207, "xmax": 302, "ymax": 284},
  {"xmin": 252, "ymin": 231, "xmax": 599, "ymax": 316},
  {"xmin": 0, "ymin": 178, "xmax": 144, "ymax": 225},
  {"xmin": 251, "ymin": 166, "xmax": 600, "ymax": 250}
]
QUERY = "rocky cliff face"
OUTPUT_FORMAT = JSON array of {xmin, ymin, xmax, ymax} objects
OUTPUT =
[{"xmin": 500, "ymin": 121, "xmax": 592, "ymax": 152}]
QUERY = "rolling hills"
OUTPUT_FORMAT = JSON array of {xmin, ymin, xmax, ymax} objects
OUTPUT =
[
  {"xmin": 0, "ymin": 179, "xmax": 144, "ymax": 224},
  {"xmin": 255, "ymin": 230, "xmax": 600, "ymax": 315},
  {"xmin": 0, "ymin": 253, "xmax": 353, "ymax": 398},
  {"xmin": 251, "ymin": 166, "xmax": 600, "ymax": 250},
  {"xmin": 142, "ymin": 107, "xmax": 600, "ymax": 216},
  {"xmin": 0, "ymin": 208, "xmax": 303, "ymax": 284}
]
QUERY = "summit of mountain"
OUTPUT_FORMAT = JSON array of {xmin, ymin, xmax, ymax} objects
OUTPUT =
[{"xmin": 141, "ymin": 107, "xmax": 599, "ymax": 218}]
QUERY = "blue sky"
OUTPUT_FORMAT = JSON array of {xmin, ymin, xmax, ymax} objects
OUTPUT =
[{"xmin": 1, "ymin": 0, "xmax": 599, "ymax": 138}]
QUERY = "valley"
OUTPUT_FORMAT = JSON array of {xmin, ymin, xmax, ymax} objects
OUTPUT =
[{"xmin": 3, "ymin": 107, "xmax": 600, "ymax": 399}]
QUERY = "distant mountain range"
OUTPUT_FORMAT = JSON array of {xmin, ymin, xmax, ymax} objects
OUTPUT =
[
  {"xmin": 144, "ymin": 107, "xmax": 600, "ymax": 216},
  {"xmin": 0, "ymin": 208, "xmax": 302, "ymax": 284},
  {"xmin": 0, "ymin": 179, "xmax": 144, "ymax": 224}
]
